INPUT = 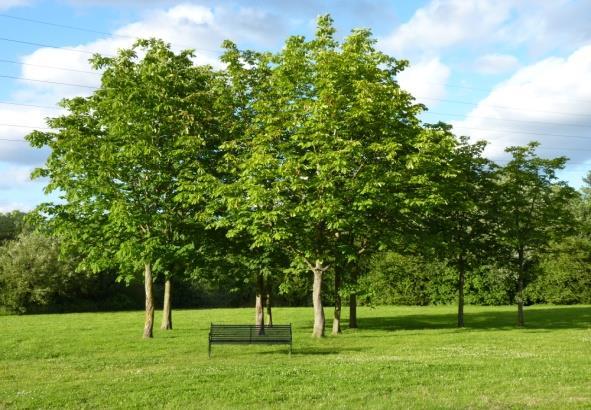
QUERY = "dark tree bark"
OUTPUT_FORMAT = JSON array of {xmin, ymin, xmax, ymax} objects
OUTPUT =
[
  {"xmin": 266, "ymin": 280, "xmax": 273, "ymax": 327},
  {"xmin": 349, "ymin": 265, "xmax": 358, "ymax": 329},
  {"xmin": 255, "ymin": 273, "xmax": 265, "ymax": 334},
  {"xmin": 312, "ymin": 260, "xmax": 326, "ymax": 338},
  {"xmin": 332, "ymin": 268, "xmax": 342, "ymax": 335},
  {"xmin": 516, "ymin": 247, "xmax": 525, "ymax": 327},
  {"xmin": 160, "ymin": 278, "xmax": 172, "ymax": 330},
  {"xmin": 143, "ymin": 263, "xmax": 154, "ymax": 339},
  {"xmin": 457, "ymin": 254, "xmax": 465, "ymax": 328}
]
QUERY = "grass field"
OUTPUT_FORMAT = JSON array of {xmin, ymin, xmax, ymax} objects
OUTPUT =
[{"xmin": 1, "ymin": 305, "xmax": 590, "ymax": 409}]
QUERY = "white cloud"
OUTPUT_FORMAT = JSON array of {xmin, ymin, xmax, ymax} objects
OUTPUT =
[
  {"xmin": 379, "ymin": 0, "xmax": 591, "ymax": 58},
  {"xmin": 1, "ymin": 3, "xmax": 286, "ymax": 164},
  {"xmin": 0, "ymin": 165, "xmax": 37, "ymax": 190},
  {"xmin": 0, "ymin": 0, "xmax": 29, "ymax": 10},
  {"xmin": 0, "ymin": 2, "xmax": 289, "ymax": 209},
  {"xmin": 475, "ymin": 54, "xmax": 519, "ymax": 74},
  {"xmin": 452, "ymin": 45, "xmax": 591, "ymax": 164},
  {"xmin": 0, "ymin": 202, "xmax": 33, "ymax": 213},
  {"xmin": 0, "ymin": 107, "xmax": 51, "ymax": 165},
  {"xmin": 397, "ymin": 58, "xmax": 450, "ymax": 106},
  {"xmin": 379, "ymin": 0, "xmax": 513, "ymax": 56},
  {"xmin": 499, "ymin": 1, "xmax": 591, "ymax": 55},
  {"xmin": 17, "ymin": 3, "xmax": 286, "ymax": 96}
]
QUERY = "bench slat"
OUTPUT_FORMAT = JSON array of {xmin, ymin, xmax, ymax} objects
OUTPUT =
[{"xmin": 208, "ymin": 324, "xmax": 292, "ymax": 357}]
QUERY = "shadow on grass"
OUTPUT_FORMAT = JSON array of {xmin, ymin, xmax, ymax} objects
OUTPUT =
[{"xmin": 354, "ymin": 306, "xmax": 591, "ymax": 332}]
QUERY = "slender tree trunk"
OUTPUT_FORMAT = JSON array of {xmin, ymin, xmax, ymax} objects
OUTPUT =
[
  {"xmin": 266, "ymin": 281, "xmax": 273, "ymax": 328},
  {"xmin": 312, "ymin": 260, "xmax": 325, "ymax": 338},
  {"xmin": 160, "ymin": 278, "xmax": 173, "ymax": 330},
  {"xmin": 143, "ymin": 263, "xmax": 154, "ymax": 339},
  {"xmin": 332, "ymin": 268, "xmax": 342, "ymax": 335},
  {"xmin": 349, "ymin": 265, "xmax": 358, "ymax": 329},
  {"xmin": 255, "ymin": 273, "xmax": 265, "ymax": 334},
  {"xmin": 516, "ymin": 247, "xmax": 525, "ymax": 327},
  {"xmin": 457, "ymin": 255, "xmax": 465, "ymax": 328},
  {"xmin": 516, "ymin": 277, "xmax": 525, "ymax": 327}
]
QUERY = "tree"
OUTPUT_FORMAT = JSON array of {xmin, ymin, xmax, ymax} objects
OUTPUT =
[
  {"xmin": 0, "ymin": 211, "xmax": 28, "ymax": 244},
  {"xmin": 218, "ymin": 16, "xmax": 455, "ymax": 337},
  {"xmin": 495, "ymin": 142, "xmax": 577, "ymax": 326},
  {"xmin": 428, "ymin": 134, "xmax": 497, "ymax": 327},
  {"xmin": 27, "ymin": 39, "xmax": 221, "ymax": 338}
]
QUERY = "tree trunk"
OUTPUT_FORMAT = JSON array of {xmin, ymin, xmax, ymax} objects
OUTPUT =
[
  {"xmin": 255, "ymin": 273, "xmax": 265, "ymax": 335},
  {"xmin": 143, "ymin": 263, "xmax": 154, "ymax": 339},
  {"xmin": 160, "ymin": 278, "xmax": 172, "ymax": 330},
  {"xmin": 312, "ymin": 260, "xmax": 325, "ymax": 338},
  {"xmin": 349, "ymin": 265, "xmax": 358, "ymax": 329},
  {"xmin": 266, "ymin": 281, "xmax": 273, "ymax": 328},
  {"xmin": 457, "ymin": 255, "xmax": 465, "ymax": 328},
  {"xmin": 332, "ymin": 268, "xmax": 342, "ymax": 335},
  {"xmin": 516, "ymin": 247, "xmax": 525, "ymax": 327}
]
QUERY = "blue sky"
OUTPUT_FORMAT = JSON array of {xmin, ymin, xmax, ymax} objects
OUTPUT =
[{"xmin": 1, "ymin": 0, "xmax": 591, "ymax": 212}]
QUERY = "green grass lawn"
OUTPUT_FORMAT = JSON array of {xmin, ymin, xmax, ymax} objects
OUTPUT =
[{"xmin": 1, "ymin": 305, "xmax": 590, "ymax": 409}]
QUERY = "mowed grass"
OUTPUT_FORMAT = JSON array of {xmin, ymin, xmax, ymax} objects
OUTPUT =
[{"xmin": 1, "ymin": 305, "xmax": 590, "ymax": 409}]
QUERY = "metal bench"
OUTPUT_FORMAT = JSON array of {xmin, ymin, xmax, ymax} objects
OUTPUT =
[{"xmin": 208, "ymin": 324, "xmax": 292, "ymax": 357}]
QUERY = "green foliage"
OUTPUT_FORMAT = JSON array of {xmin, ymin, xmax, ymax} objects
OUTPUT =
[
  {"xmin": 0, "ymin": 211, "xmax": 28, "ymax": 244},
  {"xmin": 10, "ymin": 20, "xmax": 591, "ymax": 321},
  {"xmin": 0, "ymin": 232, "xmax": 73, "ymax": 313},
  {"xmin": 27, "ymin": 39, "xmax": 222, "ymax": 283},
  {"xmin": 218, "ymin": 16, "xmax": 456, "ymax": 297},
  {"xmin": 527, "ymin": 241, "xmax": 591, "ymax": 304},
  {"xmin": 464, "ymin": 265, "xmax": 514, "ymax": 305},
  {"xmin": 495, "ymin": 143, "xmax": 578, "ymax": 298},
  {"xmin": 360, "ymin": 252, "xmax": 456, "ymax": 306},
  {"xmin": 360, "ymin": 252, "xmax": 515, "ymax": 306},
  {"xmin": 525, "ymin": 184, "xmax": 591, "ymax": 304}
]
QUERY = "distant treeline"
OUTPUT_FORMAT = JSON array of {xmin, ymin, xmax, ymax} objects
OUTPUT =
[{"xmin": 1, "ymin": 210, "xmax": 590, "ymax": 315}]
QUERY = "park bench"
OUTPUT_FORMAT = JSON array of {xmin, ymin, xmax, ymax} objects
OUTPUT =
[{"xmin": 208, "ymin": 324, "xmax": 292, "ymax": 357}]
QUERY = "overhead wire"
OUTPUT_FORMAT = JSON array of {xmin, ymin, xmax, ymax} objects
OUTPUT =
[
  {"xmin": 424, "ymin": 111, "xmax": 591, "ymax": 130},
  {"xmin": 0, "ymin": 58, "xmax": 101, "ymax": 75},
  {"xmin": 2, "ymin": 73, "xmax": 591, "ymax": 124},
  {"xmin": 0, "ymin": 14, "xmax": 224, "ymax": 55},
  {"xmin": 0, "ymin": 101, "xmax": 62, "ymax": 110},
  {"xmin": 0, "ymin": 16, "xmax": 590, "ymax": 164},
  {"xmin": 0, "ymin": 74, "xmax": 96, "ymax": 89}
]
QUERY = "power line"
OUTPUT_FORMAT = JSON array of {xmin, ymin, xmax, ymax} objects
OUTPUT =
[
  {"xmin": 0, "ymin": 124, "xmax": 49, "ymax": 130},
  {"xmin": 424, "ymin": 111, "xmax": 591, "ymax": 130},
  {"xmin": 0, "ymin": 100, "xmax": 61, "ymax": 110},
  {"xmin": 2, "ymin": 29, "xmax": 591, "ymax": 110},
  {"xmin": 0, "ymin": 13, "xmax": 116, "ymax": 36},
  {"xmin": 2, "ymin": 13, "xmax": 591, "ymax": 107},
  {"xmin": 419, "ymin": 82, "xmax": 591, "ymax": 106},
  {"xmin": 0, "ymin": 74, "xmax": 96, "ymax": 89},
  {"xmin": 0, "ymin": 137, "xmax": 29, "ymax": 141},
  {"xmin": 1, "ymin": 122, "xmax": 591, "ymax": 151},
  {"xmin": 0, "ymin": 58, "xmax": 101, "ymax": 76},
  {"xmin": 0, "ymin": 14, "xmax": 223, "ymax": 55},
  {"xmin": 0, "ymin": 119, "xmax": 590, "ymax": 141},
  {"xmin": 417, "ymin": 96, "xmax": 591, "ymax": 119},
  {"xmin": 0, "ymin": 37, "xmax": 103, "ymax": 56},
  {"xmin": 3, "ymin": 72, "xmax": 591, "ymax": 124},
  {"xmin": 451, "ymin": 125, "xmax": 591, "ymax": 141}
]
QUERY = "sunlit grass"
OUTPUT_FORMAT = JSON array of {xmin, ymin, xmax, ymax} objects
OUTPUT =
[{"xmin": 1, "ymin": 305, "xmax": 590, "ymax": 409}]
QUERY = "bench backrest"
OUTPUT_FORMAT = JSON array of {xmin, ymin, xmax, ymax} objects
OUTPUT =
[{"xmin": 209, "ymin": 324, "xmax": 291, "ymax": 343}]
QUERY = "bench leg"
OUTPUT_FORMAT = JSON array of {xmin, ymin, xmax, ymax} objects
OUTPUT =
[
  {"xmin": 288, "ymin": 343, "xmax": 292, "ymax": 357},
  {"xmin": 208, "ymin": 342, "xmax": 211, "ymax": 358}
]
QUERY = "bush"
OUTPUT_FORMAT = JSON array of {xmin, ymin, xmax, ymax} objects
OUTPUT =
[
  {"xmin": 0, "ymin": 232, "xmax": 72, "ymax": 313},
  {"xmin": 360, "ymin": 252, "xmax": 456, "ymax": 306}
]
